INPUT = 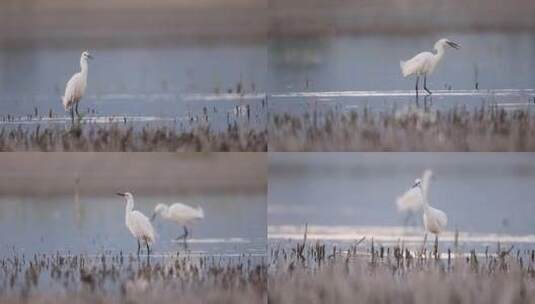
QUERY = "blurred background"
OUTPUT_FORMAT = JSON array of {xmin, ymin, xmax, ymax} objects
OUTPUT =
[
  {"xmin": 269, "ymin": 153, "xmax": 535, "ymax": 249},
  {"xmin": 0, "ymin": 153, "xmax": 267, "ymax": 256}
]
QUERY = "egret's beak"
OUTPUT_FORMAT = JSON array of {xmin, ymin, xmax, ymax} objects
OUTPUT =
[
  {"xmin": 447, "ymin": 41, "xmax": 460, "ymax": 49},
  {"xmin": 150, "ymin": 213, "xmax": 157, "ymax": 222},
  {"xmin": 116, "ymin": 192, "xmax": 125, "ymax": 197},
  {"xmin": 87, "ymin": 54, "xmax": 94, "ymax": 60}
]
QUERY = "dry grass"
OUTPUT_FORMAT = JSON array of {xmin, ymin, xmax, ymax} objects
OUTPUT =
[
  {"xmin": 0, "ymin": 123, "xmax": 267, "ymax": 152},
  {"xmin": 0, "ymin": 252, "xmax": 267, "ymax": 304},
  {"xmin": 269, "ymin": 105, "xmax": 535, "ymax": 151},
  {"xmin": 269, "ymin": 238, "xmax": 535, "ymax": 304}
]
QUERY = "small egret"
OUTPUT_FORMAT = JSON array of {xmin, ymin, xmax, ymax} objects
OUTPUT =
[
  {"xmin": 62, "ymin": 51, "xmax": 93, "ymax": 122},
  {"xmin": 117, "ymin": 192, "xmax": 155, "ymax": 255},
  {"xmin": 151, "ymin": 203, "xmax": 204, "ymax": 241},
  {"xmin": 396, "ymin": 178, "xmax": 423, "ymax": 213},
  {"xmin": 400, "ymin": 39, "xmax": 460, "ymax": 96},
  {"xmin": 420, "ymin": 170, "xmax": 448, "ymax": 253},
  {"xmin": 396, "ymin": 178, "xmax": 424, "ymax": 226}
]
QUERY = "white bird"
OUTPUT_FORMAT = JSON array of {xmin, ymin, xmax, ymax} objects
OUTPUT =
[
  {"xmin": 396, "ymin": 178, "xmax": 423, "ymax": 213},
  {"xmin": 151, "ymin": 203, "xmax": 204, "ymax": 241},
  {"xmin": 396, "ymin": 178, "xmax": 424, "ymax": 226},
  {"xmin": 62, "ymin": 51, "xmax": 93, "ymax": 122},
  {"xmin": 400, "ymin": 39, "xmax": 460, "ymax": 96},
  {"xmin": 116, "ymin": 192, "xmax": 156, "ymax": 255},
  {"xmin": 420, "ymin": 170, "xmax": 448, "ymax": 248}
]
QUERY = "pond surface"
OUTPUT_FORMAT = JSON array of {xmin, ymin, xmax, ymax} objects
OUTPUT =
[
  {"xmin": 0, "ymin": 193, "xmax": 266, "ymax": 257},
  {"xmin": 268, "ymin": 153, "xmax": 535, "ymax": 249},
  {"xmin": 0, "ymin": 41, "xmax": 268, "ymax": 131}
]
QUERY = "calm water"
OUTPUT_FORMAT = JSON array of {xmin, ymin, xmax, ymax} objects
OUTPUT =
[
  {"xmin": 268, "ymin": 32, "xmax": 535, "ymax": 114},
  {"xmin": 0, "ymin": 41, "xmax": 267, "ymax": 130},
  {"xmin": 268, "ymin": 153, "xmax": 535, "ymax": 248},
  {"xmin": 0, "ymin": 193, "xmax": 266, "ymax": 257}
]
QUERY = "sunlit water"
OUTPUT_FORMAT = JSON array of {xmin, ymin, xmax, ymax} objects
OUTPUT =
[
  {"xmin": 268, "ymin": 153, "xmax": 535, "ymax": 251},
  {"xmin": 0, "ymin": 193, "xmax": 266, "ymax": 257}
]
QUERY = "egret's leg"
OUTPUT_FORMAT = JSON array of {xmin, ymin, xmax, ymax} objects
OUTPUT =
[
  {"xmin": 184, "ymin": 226, "xmax": 189, "ymax": 239},
  {"xmin": 175, "ymin": 227, "xmax": 187, "ymax": 241},
  {"xmin": 421, "ymin": 233, "xmax": 428, "ymax": 257},
  {"xmin": 424, "ymin": 74, "xmax": 432, "ymax": 95},
  {"xmin": 146, "ymin": 241, "xmax": 150, "ymax": 255},
  {"xmin": 137, "ymin": 240, "xmax": 141, "ymax": 256},
  {"xmin": 434, "ymin": 235, "xmax": 439, "ymax": 259},
  {"xmin": 70, "ymin": 107, "xmax": 75, "ymax": 124},
  {"xmin": 75, "ymin": 102, "xmax": 81, "ymax": 118},
  {"xmin": 415, "ymin": 76, "xmax": 420, "ymax": 97}
]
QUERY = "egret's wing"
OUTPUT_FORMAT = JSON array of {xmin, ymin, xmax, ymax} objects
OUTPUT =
[
  {"xmin": 170, "ymin": 203, "xmax": 204, "ymax": 221},
  {"xmin": 63, "ymin": 73, "xmax": 82, "ymax": 109},
  {"xmin": 131, "ymin": 211, "xmax": 156, "ymax": 243},
  {"xmin": 400, "ymin": 52, "xmax": 433, "ymax": 77},
  {"xmin": 396, "ymin": 187, "xmax": 423, "ymax": 212},
  {"xmin": 430, "ymin": 207, "xmax": 448, "ymax": 228}
]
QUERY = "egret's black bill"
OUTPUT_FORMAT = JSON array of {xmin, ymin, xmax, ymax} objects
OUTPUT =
[
  {"xmin": 116, "ymin": 192, "xmax": 125, "ymax": 197},
  {"xmin": 447, "ymin": 41, "xmax": 460, "ymax": 49}
]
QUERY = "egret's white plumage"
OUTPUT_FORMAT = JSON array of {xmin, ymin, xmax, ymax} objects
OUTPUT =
[
  {"xmin": 117, "ymin": 192, "xmax": 155, "ymax": 255},
  {"xmin": 396, "ymin": 178, "xmax": 423, "ymax": 213},
  {"xmin": 400, "ymin": 39, "xmax": 460, "ymax": 95},
  {"xmin": 62, "ymin": 51, "xmax": 93, "ymax": 121},
  {"xmin": 421, "ymin": 170, "xmax": 448, "ymax": 235},
  {"xmin": 152, "ymin": 202, "xmax": 204, "ymax": 241}
]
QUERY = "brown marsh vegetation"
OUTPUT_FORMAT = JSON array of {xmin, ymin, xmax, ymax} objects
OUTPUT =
[
  {"xmin": 269, "ymin": 236, "xmax": 535, "ymax": 304},
  {"xmin": 269, "ymin": 105, "xmax": 535, "ymax": 151}
]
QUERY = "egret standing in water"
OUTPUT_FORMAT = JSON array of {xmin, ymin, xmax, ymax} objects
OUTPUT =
[
  {"xmin": 62, "ymin": 51, "xmax": 93, "ymax": 123},
  {"xmin": 400, "ymin": 39, "xmax": 460, "ymax": 97},
  {"xmin": 151, "ymin": 203, "xmax": 204, "ymax": 243},
  {"xmin": 117, "ymin": 192, "xmax": 155, "ymax": 255},
  {"xmin": 420, "ymin": 170, "xmax": 448, "ymax": 255},
  {"xmin": 396, "ymin": 178, "xmax": 424, "ymax": 225}
]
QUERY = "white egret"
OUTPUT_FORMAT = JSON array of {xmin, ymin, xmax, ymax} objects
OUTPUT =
[
  {"xmin": 400, "ymin": 39, "xmax": 460, "ymax": 96},
  {"xmin": 116, "ymin": 192, "xmax": 155, "ymax": 255},
  {"xmin": 62, "ymin": 51, "xmax": 93, "ymax": 122},
  {"xmin": 151, "ymin": 203, "xmax": 204, "ymax": 241},
  {"xmin": 420, "ymin": 170, "xmax": 448, "ymax": 253},
  {"xmin": 396, "ymin": 178, "xmax": 423, "ymax": 226},
  {"xmin": 396, "ymin": 178, "xmax": 423, "ymax": 213}
]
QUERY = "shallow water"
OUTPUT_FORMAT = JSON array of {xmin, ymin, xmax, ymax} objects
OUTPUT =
[
  {"xmin": 268, "ymin": 32, "xmax": 535, "ymax": 115},
  {"xmin": 268, "ymin": 153, "xmax": 535, "ymax": 248},
  {"xmin": 0, "ymin": 193, "xmax": 266, "ymax": 257},
  {"xmin": 0, "ymin": 41, "xmax": 268, "ymax": 131},
  {"xmin": 269, "ymin": 32, "xmax": 535, "ymax": 92}
]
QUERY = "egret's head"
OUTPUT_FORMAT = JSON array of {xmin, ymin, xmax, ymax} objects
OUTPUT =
[
  {"xmin": 435, "ymin": 39, "xmax": 460, "ymax": 50},
  {"xmin": 116, "ymin": 192, "xmax": 133, "ymax": 201},
  {"xmin": 154, "ymin": 203, "xmax": 167, "ymax": 214},
  {"xmin": 151, "ymin": 203, "xmax": 167, "ymax": 221},
  {"xmin": 412, "ymin": 178, "xmax": 422, "ymax": 188},
  {"xmin": 81, "ymin": 51, "xmax": 94, "ymax": 61}
]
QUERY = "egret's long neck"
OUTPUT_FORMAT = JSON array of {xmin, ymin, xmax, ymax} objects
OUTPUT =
[
  {"xmin": 80, "ymin": 59, "xmax": 88, "ymax": 77},
  {"xmin": 421, "ymin": 186, "xmax": 430, "ymax": 213},
  {"xmin": 125, "ymin": 198, "xmax": 134, "ymax": 219},
  {"xmin": 433, "ymin": 45, "xmax": 445, "ymax": 66},
  {"xmin": 160, "ymin": 206, "xmax": 170, "ymax": 218}
]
